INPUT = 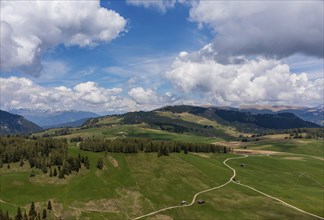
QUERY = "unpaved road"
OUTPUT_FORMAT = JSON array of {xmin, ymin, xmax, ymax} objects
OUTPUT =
[{"xmin": 133, "ymin": 154, "xmax": 324, "ymax": 220}]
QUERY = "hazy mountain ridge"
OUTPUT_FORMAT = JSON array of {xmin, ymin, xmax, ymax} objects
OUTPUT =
[
  {"xmin": 42, "ymin": 117, "xmax": 92, "ymax": 129},
  {"xmin": 157, "ymin": 105, "xmax": 320, "ymax": 130},
  {"xmin": 0, "ymin": 110, "xmax": 43, "ymax": 135},
  {"xmin": 240, "ymin": 105, "xmax": 324, "ymax": 126},
  {"xmin": 83, "ymin": 105, "xmax": 320, "ymax": 135},
  {"xmin": 9, "ymin": 109, "xmax": 99, "ymax": 127}
]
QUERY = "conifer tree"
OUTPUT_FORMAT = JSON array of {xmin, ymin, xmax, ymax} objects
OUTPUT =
[
  {"xmin": 15, "ymin": 207, "xmax": 22, "ymax": 220},
  {"xmin": 47, "ymin": 200, "xmax": 52, "ymax": 211},
  {"xmin": 58, "ymin": 170, "xmax": 65, "ymax": 179},
  {"xmin": 29, "ymin": 202, "xmax": 37, "ymax": 219},
  {"xmin": 23, "ymin": 211, "xmax": 28, "ymax": 220},
  {"xmin": 5, "ymin": 211, "xmax": 9, "ymax": 220},
  {"xmin": 96, "ymin": 158, "xmax": 104, "ymax": 169},
  {"xmin": 42, "ymin": 209, "xmax": 46, "ymax": 219},
  {"xmin": 53, "ymin": 168, "xmax": 57, "ymax": 177}
]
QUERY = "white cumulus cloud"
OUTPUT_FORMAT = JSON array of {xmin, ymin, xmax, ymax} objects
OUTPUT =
[
  {"xmin": 128, "ymin": 87, "xmax": 178, "ymax": 107},
  {"xmin": 166, "ymin": 50, "xmax": 323, "ymax": 106},
  {"xmin": 0, "ymin": 0, "xmax": 127, "ymax": 75},
  {"xmin": 126, "ymin": 0, "xmax": 179, "ymax": 13},
  {"xmin": 0, "ymin": 77, "xmax": 133, "ymax": 113},
  {"xmin": 189, "ymin": 1, "xmax": 323, "ymax": 58}
]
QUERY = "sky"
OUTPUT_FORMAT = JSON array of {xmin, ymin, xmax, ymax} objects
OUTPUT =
[{"xmin": 0, "ymin": 0, "xmax": 323, "ymax": 114}]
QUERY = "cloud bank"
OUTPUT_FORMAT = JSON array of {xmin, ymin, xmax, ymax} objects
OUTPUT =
[
  {"xmin": 189, "ymin": 1, "xmax": 323, "ymax": 59},
  {"xmin": 0, "ymin": 77, "xmax": 178, "ymax": 113},
  {"xmin": 166, "ymin": 49, "xmax": 323, "ymax": 106},
  {"xmin": 0, "ymin": 0, "xmax": 126, "ymax": 75},
  {"xmin": 0, "ymin": 77, "xmax": 133, "ymax": 112},
  {"xmin": 126, "ymin": 0, "xmax": 178, "ymax": 13}
]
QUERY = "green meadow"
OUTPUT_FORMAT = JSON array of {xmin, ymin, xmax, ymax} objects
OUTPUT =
[{"xmin": 1, "ymin": 140, "xmax": 323, "ymax": 219}]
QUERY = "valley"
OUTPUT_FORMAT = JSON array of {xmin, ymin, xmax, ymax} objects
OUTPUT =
[{"xmin": 0, "ymin": 106, "xmax": 323, "ymax": 219}]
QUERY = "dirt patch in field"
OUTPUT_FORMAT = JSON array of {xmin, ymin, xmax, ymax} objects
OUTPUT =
[
  {"xmin": 148, "ymin": 214, "xmax": 173, "ymax": 220},
  {"xmin": 233, "ymin": 149, "xmax": 280, "ymax": 155},
  {"xmin": 214, "ymin": 141, "xmax": 243, "ymax": 148},
  {"xmin": 83, "ymin": 199, "xmax": 119, "ymax": 212},
  {"xmin": 107, "ymin": 155, "xmax": 119, "ymax": 167},
  {"xmin": 78, "ymin": 188, "xmax": 150, "ymax": 217},
  {"xmin": 12, "ymin": 180, "xmax": 24, "ymax": 186},
  {"xmin": 52, "ymin": 200, "xmax": 64, "ymax": 218},
  {"xmin": 281, "ymin": 156, "xmax": 305, "ymax": 161},
  {"xmin": 192, "ymin": 153, "xmax": 211, "ymax": 158}
]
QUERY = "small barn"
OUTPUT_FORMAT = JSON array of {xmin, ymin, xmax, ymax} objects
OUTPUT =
[
  {"xmin": 181, "ymin": 200, "xmax": 187, "ymax": 205},
  {"xmin": 197, "ymin": 199, "xmax": 205, "ymax": 205}
]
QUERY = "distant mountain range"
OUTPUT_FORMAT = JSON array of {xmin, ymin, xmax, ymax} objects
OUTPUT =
[
  {"xmin": 85, "ymin": 105, "xmax": 320, "ymax": 135},
  {"xmin": 0, "ymin": 110, "xmax": 43, "ymax": 135},
  {"xmin": 9, "ymin": 109, "xmax": 99, "ymax": 128},
  {"xmin": 157, "ymin": 105, "xmax": 320, "ymax": 130},
  {"xmin": 239, "ymin": 105, "xmax": 324, "ymax": 126},
  {"xmin": 1, "ymin": 105, "xmax": 321, "ymax": 135},
  {"xmin": 42, "ymin": 117, "xmax": 92, "ymax": 129}
]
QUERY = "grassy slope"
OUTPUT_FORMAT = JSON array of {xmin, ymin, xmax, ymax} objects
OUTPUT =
[
  {"xmin": 245, "ymin": 135, "xmax": 324, "ymax": 157},
  {"xmin": 2, "ymin": 113, "xmax": 323, "ymax": 219},
  {"xmin": 1, "ymin": 147, "xmax": 323, "ymax": 219},
  {"xmin": 35, "ymin": 110, "xmax": 240, "ymax": 143}
]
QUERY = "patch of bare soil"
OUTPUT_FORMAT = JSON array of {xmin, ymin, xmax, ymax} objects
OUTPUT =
[
  {"xmin": 214, "ymin": 141, "xmax": 243, "ymax": 147},
  {"xmin": 77, "ymin": 188, "xmax": 149, "ymax": 218},
  {"xmin": 148, "ymin": 214, "xmax": 174, "ymax": 220},
  {"xmin": 233, "ymin": 149, "xmax": 280, "ymax": 155},
  {"xmin": 52, "ymin": 200, "xmax": 64, "ymax": 218},
  {"xmin": 281, "ymin": 156, "xmax": 305, "ymax": 161},
  {"xmin": 191, "ymin": 153, "xmax": 211, "ymax": 158},
  {"xmin": 107, "ymin": 155, "xmax": 119, "ymax": 168},
  {"xmin": 12, "ymin": 180, "xmax": 24, "ymax": 186}
]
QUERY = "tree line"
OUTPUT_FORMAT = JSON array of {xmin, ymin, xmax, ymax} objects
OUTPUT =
[
  {"xmin": 0, "ymin": 136, "xmax": 89, "ymax": 178},
  {"xmin": 80, "ymin": 137, "xmax": 232, "ymax": 155},
  {"xmin": 0, "ymin": 200, "xmax": 52, "ymax": 220}
]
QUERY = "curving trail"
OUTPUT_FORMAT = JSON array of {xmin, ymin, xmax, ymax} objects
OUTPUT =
[
  {"xmin": 233, "ymin": 181, "xmax": 324, "ymax": 219},
  {"xmin": 133, "ymin": 154, "xmax": 324, "ymax": 220},
  {"xmin": 0, "ymin": 199, "xmax": 18, "ymax": 207},
  {"xmin": 133, "ymin": 155, "xmax": 248, "ymax": 220}
]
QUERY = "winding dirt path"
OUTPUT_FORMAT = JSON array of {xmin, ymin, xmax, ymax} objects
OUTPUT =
[
  {"xmin": 0, "ymin": 199, "xmax": 18, "ymax": 207},
  {"xmin": 133, "ymin": 154, "xmax": 324, "ymax": 220},
  {"xmin": 133, "ymin": 155, "xmax": 248, "ymax": 220},
  {"xmin": 233, "ymin": 181, "xmax": 324, "ymax": 219}
]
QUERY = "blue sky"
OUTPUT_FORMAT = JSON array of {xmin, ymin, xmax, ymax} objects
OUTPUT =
[{"xmin": 1, "ymin": 0, "xmax": 323, "ymax": 113}]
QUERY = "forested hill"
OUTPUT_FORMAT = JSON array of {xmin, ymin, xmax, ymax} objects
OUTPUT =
[
  {"xmin": 0, "ymin": 110, "xmax": 43, "ymax": 135},
  {"xmin": 157, "ymin": 105, "xmax": 320, "ymax": 129}
]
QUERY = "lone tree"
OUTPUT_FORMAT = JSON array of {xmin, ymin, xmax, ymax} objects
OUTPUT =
[
  {"xmin": 96, "ymin": 158, "xmax": 104, "ymax": 169},
  {"xmin": 58, "ymin": 170, "xmax": 65, "ymax": 179},
  {"xmin": 29, "ymin": 202, "xmax": 37, "ymax": 219},
  {"xmin": 53, "ymin": 168, "xmax": 57, "ymax": 177},
  {"xmin": 23, "ymin": 211, "xmax": 28, "ymax": 220},
  {"xmin": 47, "ymin": 200, "xmax": 52, "ymax": 211},
  {"xmin": 15, "ymin": 207, "xmax": 23, "ymax": 220},
  {"xmin": 42, "ymin": 209, "xmax": 47, "ymax": 219}
]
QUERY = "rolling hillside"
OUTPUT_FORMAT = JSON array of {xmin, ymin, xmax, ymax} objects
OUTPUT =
[
  {"xmin": 240, "ymin": 105, "xmax": 324, "ymax": 126},
  {"xmin": 0, "ymin": 110, "xmax": 43, "ymax": 135},
  {"xmin": 10, "ymin": 109, "xmax": 99, "ymax": 127},
  {"xmin": 157, "ymin": 105, "xmax": 320, "ymax": 130}
]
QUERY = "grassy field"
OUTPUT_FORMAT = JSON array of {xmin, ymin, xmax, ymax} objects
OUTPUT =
[
  {"xmin": 1, "ymin": 140, "xmax": 323, "ymax": 219},
  {"xmin": 37, "ymin": 124, "xmax": 227, "ymax": 144},
  {"xmin": 245, "ymin": 135, "xmax": 324, "ymax": 157}
]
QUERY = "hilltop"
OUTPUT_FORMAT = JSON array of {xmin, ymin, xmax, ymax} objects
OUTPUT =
[{"xmin": 0, "ymin": 110, "xmax": 43, "ymax": 135}]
